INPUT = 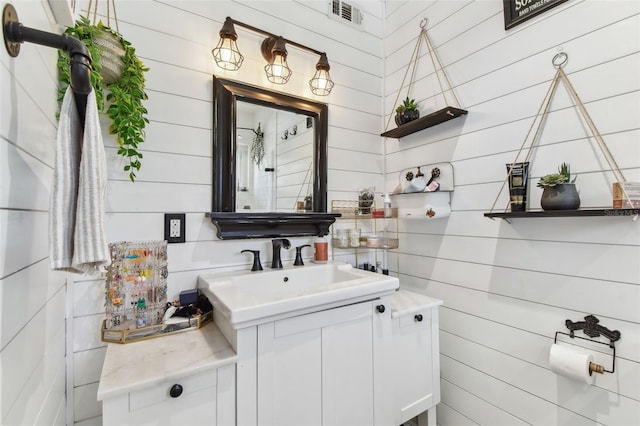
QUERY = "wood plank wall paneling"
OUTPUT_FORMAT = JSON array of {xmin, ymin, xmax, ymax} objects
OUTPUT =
[
  {"xmin": 384, "ymin": 1, "xmax": 640, "ymax": 426},
  {"xmin": 0, "ymin": 0, "xmax": 382, "ymax": 423},
  {"xmin": 0, "ymin": 0, "xmax": 68, "ymax": 424}
]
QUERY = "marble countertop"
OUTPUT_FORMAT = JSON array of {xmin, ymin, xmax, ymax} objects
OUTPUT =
[
  {"xmin": 390, "ymin": 288, "xmax": 443, "ymax": 318},
  {"xmin": 97, "ymin": 321, "xmax": 237, "ymax": 401}
]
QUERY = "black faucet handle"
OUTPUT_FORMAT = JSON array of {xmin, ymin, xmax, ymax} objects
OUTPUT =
[
  {"xmin": 294, "ymin": 244, "xmax": 311, "ymax": 266},
  {"xmin": 241, "ymin": 249, "xmax": 263, "ymax": 271},
  {"xmin": 272, "ymin": 238, "xmax": 291, "ymax": 249}
]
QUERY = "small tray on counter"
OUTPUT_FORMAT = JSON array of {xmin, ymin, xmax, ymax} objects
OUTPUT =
[{"xmin": 101, "ymin": 310, "xmax": 212, "ymax": 344}]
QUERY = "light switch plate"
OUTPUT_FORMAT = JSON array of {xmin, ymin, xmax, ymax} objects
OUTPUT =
[{"xmin": 164, "ymin": 213, "xmax": 185, "ymax": 243}]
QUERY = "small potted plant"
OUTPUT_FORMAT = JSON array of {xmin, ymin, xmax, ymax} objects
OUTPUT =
[
  {"xmin": 304, "ymin": 195, "xmax": 313, "ymax": 211},
  {"xmin": 537, "ymin": 162, "xmax": 580, "ymax": 210},
  {"xmin": 395, "ymin": 96, "xmax": 420, "ymax": 126}
]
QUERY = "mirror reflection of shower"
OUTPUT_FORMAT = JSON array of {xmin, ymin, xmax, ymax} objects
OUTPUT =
[
  {"xmin": 236, "ymin": 129, "xmax": 252, "ymax": 192},
  {"xmin": 236, "ymin": 101, "xmax": 314, "ymax": 212}
]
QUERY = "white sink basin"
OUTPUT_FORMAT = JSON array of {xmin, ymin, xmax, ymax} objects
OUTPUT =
[{"xmin": 198, "ymin": 262, "xmax": 399, "ymax": 327}]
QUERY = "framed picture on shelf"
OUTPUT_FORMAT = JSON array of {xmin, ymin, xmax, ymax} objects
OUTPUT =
[{"xmin": 503, "ymin": 0, "xmax": 568, "ymax": 30}]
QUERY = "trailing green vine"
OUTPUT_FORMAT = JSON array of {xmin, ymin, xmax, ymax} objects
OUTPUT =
[{"xmin": 57, "ymin": 16, "xmax": 149, "ymax": 182}]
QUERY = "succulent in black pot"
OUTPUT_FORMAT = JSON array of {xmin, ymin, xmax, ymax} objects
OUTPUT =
[
  {"xmin": 537, "ymin": 162, "xmax": 580, "ymax": 210},
  {"xmin": 395, "ymin": 96, "xmax": 420, "ymax": 126}
]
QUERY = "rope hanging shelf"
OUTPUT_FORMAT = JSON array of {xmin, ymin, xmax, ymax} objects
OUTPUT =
[
  {"xmin": 381, "ymin": 19, "xmax": 467, "ymax": 139},
  {"xmin": 484, "ymin": 52, "xmax": 638, "ymax": 221}
]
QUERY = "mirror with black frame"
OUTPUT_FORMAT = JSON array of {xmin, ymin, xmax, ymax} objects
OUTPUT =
[{"xmin": 207, "ymin": 76, "xmax": 337, "ymax": 239}]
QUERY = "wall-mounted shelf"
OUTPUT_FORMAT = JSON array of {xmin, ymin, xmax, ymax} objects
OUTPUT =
[
  {"xmin": 486, "ymin": 53, "xmax": 634, "ymax": 222},
  {"xmin": 484, "ymin": 208, "xmax": 639, "ymax": 220},
  {"xmin": 390, "ymin": 190, "xmax": 453, "ymax": 196},
  {"xmin": 330, "ymin": 200, "xmax": 399, "ymax": 273},
  {"xmin": 206, "ymin": 212, "xmax": 339, "ymax": 239},
  {"xmin": 381, "ymin": 107, "xmax": 467, "ymax": 138}
]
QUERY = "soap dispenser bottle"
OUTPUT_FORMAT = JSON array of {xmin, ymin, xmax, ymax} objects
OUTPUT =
[
  {"xmin": 383, "ymin": 193, "xmax": 392, "ymax": 218},
  {"xmin": 314, "ymin": 236, "xmax": 328, "ymax": 263}
]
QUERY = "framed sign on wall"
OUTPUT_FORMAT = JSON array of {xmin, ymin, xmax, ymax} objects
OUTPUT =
[{"xmin": 503, "ymin": 0, "xmax": 568, "ymax": 30}]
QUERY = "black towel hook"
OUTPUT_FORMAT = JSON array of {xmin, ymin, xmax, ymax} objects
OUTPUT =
[{"xmin": 2, "ymin": 4, "xmax": 92, "ymax": 126}]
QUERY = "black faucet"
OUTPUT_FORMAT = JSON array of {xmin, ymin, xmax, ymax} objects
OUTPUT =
[
  {"xmin": 271, "ymin": 238, "xmax": 291, "ymax": 269},
  {"xmin": 294, "ymin": 244, "xmax": 311, "ymax": 266},
  {"xmin": 241, "ymin": 250, "xmax": 263, "ymax": 271}
]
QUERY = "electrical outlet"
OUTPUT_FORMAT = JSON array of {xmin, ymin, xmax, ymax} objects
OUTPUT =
[
  {"xmin": 164, "ymin": 213, "xmax": 185, "ymax": 243},
  {"xmin": 170, "ymin": 219, "xmax": 181, "ymax": 237}
]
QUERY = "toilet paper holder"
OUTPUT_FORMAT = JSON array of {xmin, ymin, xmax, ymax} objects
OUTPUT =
[{"xmin": 554, "ymin": 314, "xmax": 621, "ymax": 374}]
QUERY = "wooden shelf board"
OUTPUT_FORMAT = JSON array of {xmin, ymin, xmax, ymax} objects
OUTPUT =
[
  {"xmin": 484, "ymin": 208, "xmax": 639, "ymax": 219},
  {"xmin": 390, "ymin": 190, "xmax": 453, "ymax": 196},
  {"xmin": 381, "ymin": 107, "xmax": 468, "ymax": 138}
]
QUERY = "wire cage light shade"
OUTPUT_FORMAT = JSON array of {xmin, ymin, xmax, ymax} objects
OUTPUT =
[
  {"xmin": 212, "ymin": 17, "xmax": 332, "ymax": 94},
  {"xmin": 212, "ymin": 18, "xmax": 244, "ymax": 71},
  {"xmin": 309, "ymin": 53, "xmax": 334, "ymax": 95},
  {"xmin": 264, "ymin": 37, "xmax": 292, "ymax": 84}
]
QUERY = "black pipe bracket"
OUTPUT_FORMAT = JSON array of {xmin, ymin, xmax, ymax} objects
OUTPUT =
[{"xmin": 3, "ymin": 3, "xmax": 20, "ymax": 57}]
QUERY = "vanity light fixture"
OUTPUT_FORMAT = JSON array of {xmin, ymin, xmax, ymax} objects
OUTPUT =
[
  {"xmin": 262, "ymin": 36, "xmax": 292, "ymax": 84},
  {"xmin": 212, "ymin": 17, "xmax": 334, "ymax": 95},
  {"xmin": 212, "ymin": 17, "xmax": 244, "ymax": 70},
  {"xmin": 309, "ymin": 53, "xmax": 334, "ymax": 96}
]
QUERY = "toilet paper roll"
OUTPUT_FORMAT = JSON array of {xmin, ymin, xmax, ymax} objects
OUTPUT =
[
  {"xmin": 398, "ymin": 204, "xmax": 451, "ymax": 220},
  {"xmin": 549, "ymin": 343, "xmax": 595, "ymax": 385}
]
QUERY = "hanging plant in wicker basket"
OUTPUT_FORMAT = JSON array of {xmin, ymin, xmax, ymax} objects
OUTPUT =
[
  {"xmin": 57, "ymin": 12, "xmax": 149, "ymax": 182},
  {"xmin": 93, "ymin": 30, "xmax": 125, "ymax": 84}
]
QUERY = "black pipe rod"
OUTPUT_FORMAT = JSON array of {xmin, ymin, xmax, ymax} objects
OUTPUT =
[
  {"xmin": 228, "ymin": 17, "xmax": 325, "ymax": 57},
  {"xmin": 6, "ymin": 21, "xmax": 90, "ymax": 59},
  {"xmin": 4, "ymin": 14, "xmax": 92, "ymax": 127}
]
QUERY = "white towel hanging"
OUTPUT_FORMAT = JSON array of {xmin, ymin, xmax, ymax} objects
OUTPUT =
[{"xmin": 50, "ymin": 87, "xmax": 110, "ymax": 274}]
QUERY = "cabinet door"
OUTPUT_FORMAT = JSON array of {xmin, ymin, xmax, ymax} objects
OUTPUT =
[
  {"xmin": 257, "ymin": 301, "xmax": 376, "ymax": 426},
  {"xmin": 394, "ymin": 308, "xmax": 438, "ymax": 423},
  {"xmin": 321, "ymin": 309, "xmax": 374, "ymax": 425},
  {"xmin": 257, "ymin": 320, "xmax": 322, "ymax": 425}
]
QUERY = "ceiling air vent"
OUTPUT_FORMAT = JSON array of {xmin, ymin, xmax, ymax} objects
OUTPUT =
[{"xmin": 329, "ymin": 0, "xmax": 363, "ymax": 28}]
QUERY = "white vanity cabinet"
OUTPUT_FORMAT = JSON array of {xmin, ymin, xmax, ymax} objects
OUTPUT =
[
  {"xmin": 197, "ymin": 263, "xmax": 442, "ymax": 426},
  {"xmin": 256, "ymin": 298, "xmax": 392, "ymax": 426},
  {"xmin": 98, "ymin": 322, "xmax": 238, "ymax": 426},
  {"xmin": 223, "ymin": 296, "xmax": 394, "ymax": 426},
  {"xmin": 220, "ymin": 291, "xmax": 443, "ymax": 426}
]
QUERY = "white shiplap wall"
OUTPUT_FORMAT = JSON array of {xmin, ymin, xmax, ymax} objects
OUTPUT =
[
  {"xmin": 0, "ymin": 0, "xmax": 69, "ymax": 424},
  {"xmin": 52, "ymin": 0, "xmax": 382, "ymax": 424},
  {"xmin": 383, "ymin": 1, "xmax": 639, "ymax": 425}
]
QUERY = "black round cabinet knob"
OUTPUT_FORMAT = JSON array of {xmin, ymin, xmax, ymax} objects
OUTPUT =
[
  {"xmin": 169, "ymin": 384, "xmax": 183, "ymax": 398},
  {"xmin": 414, "ymin": 314, "xmax": 423, "ymax": 322},
  {"xmin": 376, "ymin": 304, "xmax": 386, "ymax": 314}
]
